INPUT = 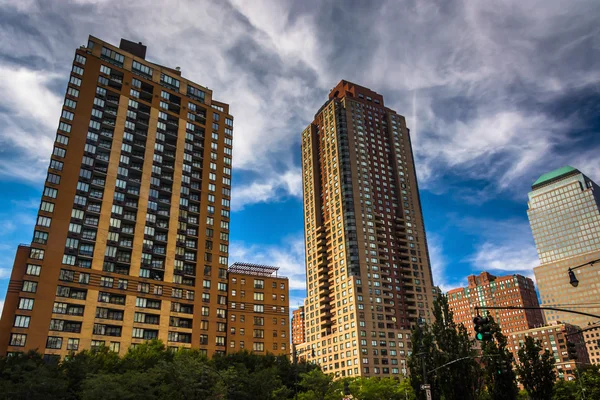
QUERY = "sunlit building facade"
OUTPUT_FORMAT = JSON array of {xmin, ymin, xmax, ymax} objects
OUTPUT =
[
  {"xmin": 448, "ymin": 272, "xmax": 545, "ymax": 336},
  {"xmin": 0, "ymin": 36, "xmax": 234, "ymax": 358},
  {"xmin": 298, "ymin": 80, "xmax": 436, "ymax": 378},
  {"xmin": 528, "ymin": 166, "xmax": 600, "ymax": 364}
]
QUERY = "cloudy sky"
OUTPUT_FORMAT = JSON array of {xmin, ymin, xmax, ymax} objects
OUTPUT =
[{"xmin": 0, "ymin": 0, "xmax": 599, "ymax": 311}]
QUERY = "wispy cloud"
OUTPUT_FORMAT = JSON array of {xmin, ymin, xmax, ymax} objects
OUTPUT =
[
  {"xmin": 229, "ymin": 235, "xmax": 306, "ymax": 290},
  {"xmin": 0, "ymin": 0, "xmax": 599, "ymax": 208},
  {"xmin": 458, "ymin": 216, "xmax": 540, "ymax": 278},
  {"xmin": 428, "ymin": 234, "xmax": 469, "ymax": 292},
  {"xmin": 229, "ymin": 234, "xmax": 306, "ymax": 291}
]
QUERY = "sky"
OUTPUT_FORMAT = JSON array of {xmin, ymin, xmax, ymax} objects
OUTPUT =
[{"xmin": 0, "ymin": 0, "xmax": 599, "ymax": 313}]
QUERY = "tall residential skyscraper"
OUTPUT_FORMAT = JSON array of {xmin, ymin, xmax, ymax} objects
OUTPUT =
[
  {"xmin": 0, "ymin": 36, "xmax": 234, "ymax": 358},
  {"xmin": 447, "ymin": 272, "xmax": 545, "ymax": 336},
  {"xmin": 528, "ymin": 166, "xmax": 600, "ymax": 364},
  {"xmin": 298, "ymin": 80, "xmax": 435, "ymax": 378}
]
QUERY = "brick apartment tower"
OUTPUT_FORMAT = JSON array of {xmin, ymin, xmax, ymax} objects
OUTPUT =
[
  {"xmin": 447, "ymin": 272, "xmax": 545, "ymax": 335},
  {"xmin": 507, "ymin": 322, "xmax": 589, "ymax": 381},
  {"xmin": 291, "ymin": 306, "xmax": 306, "ymax": 345},
  {"xmin": 0, "ymin": 36, "xmax": 235, "ymax": 358},
  {"xmin": 528, "ymin": 166, "xmax": 600, "ymax": 364},
  {"xmin": 226, "ymin": 263, "xmax": 290, "ymax": 355},
  {"xmin": 298, "ymin": 81, "xmax": 436, "ymax": 378}
]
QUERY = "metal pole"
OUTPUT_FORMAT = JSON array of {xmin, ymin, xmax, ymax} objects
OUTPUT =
[
  {"xmin": 474, "ymin": 305, "xmax": 600, "ymax": 320},
  {"xmin": 421, "ymin": 353, "xmax": 432, "ymax": 400}
]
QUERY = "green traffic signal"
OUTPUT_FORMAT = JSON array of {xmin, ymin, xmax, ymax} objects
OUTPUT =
[{"xmin": 473, "ymin": 316, "xmax": 492, "ymax": 341}]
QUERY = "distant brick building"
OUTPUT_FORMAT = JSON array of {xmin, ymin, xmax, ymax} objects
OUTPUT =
[
  {"xmin": 448, "ymin": 272, "xmax": 545, "ymax": 336},
  {"xmin": 507, "ymin": 322, "xmax": 589, "ymax": 381},
  {"xmin": 291, "ymin": 306, "xmax": 305, "ymax": 345},
  {"xmin": 226, "ymin": 263, "xmax": 289, "ymax": 356}
]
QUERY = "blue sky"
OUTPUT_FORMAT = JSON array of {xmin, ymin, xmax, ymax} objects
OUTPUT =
[{"xmin": 0, "ymin": 0, "xmax": 599, "ymax": 312}]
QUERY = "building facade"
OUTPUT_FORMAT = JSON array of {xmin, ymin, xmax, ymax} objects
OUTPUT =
[
  {"xmin": 292, "ymin": 306, "xmax": 306, "ymax": 345},
  {"xmin": 0, "ymin": 36, "xmax": 235, "ymax": 358},
  {"xmin": 298, "ymin": 80, "xmax": 436, "ymax": 378},
  {"xmin": 448, "ymin": 272, "xmax": 545, "ymax": 335},
  {"xmin": 528, "ymin": 166, "xmax": 600, "ymax": 364},
  {"xmin": 507, "ymin": 322, "xmax": 589, "ymax": 381},
  {"xmin": 226, "ymin": 263, "xmax": 289, "ymax": 356}
]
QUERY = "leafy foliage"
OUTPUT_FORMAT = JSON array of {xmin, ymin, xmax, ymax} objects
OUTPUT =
[
  {"xmin": 516, "ymin": 336, "xmax": 556, "ymax": 400},
  {"xmin": 480, "ymin": 316, "xmax": 518, "ymax": 400},
  {"xmin": 408, "ymin": 294, "xmax": 484, "ymax": 400}
]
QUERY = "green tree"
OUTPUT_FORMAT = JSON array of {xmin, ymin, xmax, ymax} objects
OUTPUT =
[
  {"xmin": 80, "ymin": 370, "xmax": 161, "ymax": 400},
  {"xmin": 297, "ymin": 369, "xmax": 337, "ymax": 400},
  {"xmin": 576, "ymin": 364, "xmax": 600, "ymax": 399},
  {"xmin": 349, "ymin": 377, "xmax": 415, "ymax": 400},
  {"xmin": 516, "ymin": 336, "xmax": 556, "ymax": 400},
  {"xmin": 408, "ymin": 294, "xmax": 483, "ymax": 400},
  {"xmin": 61, "ymin": 345, "xmax": 121, "ymax": 399},
  {"xmin": 120, "ymin": 339, "xmax": 172, "ymax": 372},
  {"xmin": 0, "ymin": 351, "xmax": 68, "ymax": 400},
  {"xmin": 552, "ymin": 379, "xmax": 576, "ymax": 400},
  {"xmin": 480, "ymin": 316, "xmax": 518, "ymax": 400}
]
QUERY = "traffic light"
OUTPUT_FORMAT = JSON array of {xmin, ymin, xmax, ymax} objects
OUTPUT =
[
  {"xmin": 566, "ymin": 341, "xmax": 578, "ymax": 360},
  {"xmin": 473, "ymin": 316, "xmax": 492, "ymax": 341},
  {"xmin": 497, "ymin": 359, "xmax": 510, "ymax": 375}
]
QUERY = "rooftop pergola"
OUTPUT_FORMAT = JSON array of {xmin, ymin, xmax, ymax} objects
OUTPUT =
[{"xmin": 228, "ymin": 262, "xmax": 282, "ymax": 278}]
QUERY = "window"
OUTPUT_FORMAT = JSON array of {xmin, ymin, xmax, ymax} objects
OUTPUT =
[
  {"xmin": 67, "ymin": 87, "xmax": 79, "ymax": 98},
  {"xmin": 254, "ymin": 293, "xmax": 264, "ymax": 301},
  {"xmin": 79, "ymin": 272, "xmax": 91, "ymax": 285},
  {"xmin": 14, "ymin": 315, "xmax": 30, "ymax": 328},
  {"xmin": 254, "ymin": 279, "xmax": 264, "ymax": 289},
  {"xmin": 26, "ymin": 264, "xmax": 41, "ymax": 276},
  {"xmin": 253, "ymin": 305, "xmax": 264, "ymax": 313},
  {"xmin": 67, "ymin": 338, "xmax": 80, "ymax": 351},
  {"xmin": 29, "ymin": 248, "xmax": 44, "ymax": 260},
  {"xmin": 49, "ymin": 159, "xmax": 64, "ymax": 171},
  {"xmin": 10, "ymin": 333, "xmax": 27, "ymax": 347},
  {"xmin": 33, "ymin": 230, "xmax": 48, "ymax": 244},
  {"xmin": 253, "ymin": 342, "xmax": 264, "ymax": 352},
  {"xmin": 69, "ymin": 76, "xmax": 82, "ymax": 86},
  {"xmin": 132, "ymin": 61, "xmax": 152, "ymax": 77},
  {"xmin": 64, "ymin": 98, "xmax": 77, "ymax": 109},
  {"xmin": 74, "ymin": 54, "xmax": 86, "ymax": 65},
  {"xmin": 44, "ymin": 187, "xmax": 58, "ymax": 198},
  {"xmin": 187, "ymin": 85, "xmax": 205, "ymax": 102},
  {"xmin": 46, "ymin": 173, "xmax": 61, "ymax": 185},
  {"xmin": 36, "ymin": 216, "xmax": 52, "ymax": 228},
  {"xmin": 18, "ymin": 298, "xmax": 34, "ymax": 310},
  {"xmin": 56, "ymin": 134, "xmax": 69, "ymax": 145},
  {"xmin": 61, "ymin": 110, "xmax": 74, "ymax": 121},
  {"xmin": 46, "ymin": 336, "xmax": 63, "ymax": 349},
  {"xmin": 101, "ymin": 47, "xmax": 124, "ymax": 65},
  {"xmin": 53, "ymin": 146, "xmax": 67, "ymax": 158}
]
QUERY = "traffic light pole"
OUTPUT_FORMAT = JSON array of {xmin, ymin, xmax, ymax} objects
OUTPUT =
[{"xmin": 474, "ymin": 306, "xmax": 600, "ymax": 320}]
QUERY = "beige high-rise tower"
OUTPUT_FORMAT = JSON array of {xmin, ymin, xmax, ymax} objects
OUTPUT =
[
  {"xmin": 0, "ymin": 36, "xmax": 235, "ymax": 358},
  {"xmin": 528, "ymin": 166, "xmax": 600, "ymax": 364},
  {"xmin": 298, "ymin": 81, "xmax": 436, "ymax": 378}
]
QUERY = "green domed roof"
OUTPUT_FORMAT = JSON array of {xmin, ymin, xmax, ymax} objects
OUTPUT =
[{"xmin": 533, "ymin": 166, "xmax": 578, "ymax": 187}]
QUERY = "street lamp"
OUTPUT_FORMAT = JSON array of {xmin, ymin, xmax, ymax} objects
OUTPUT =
[
  {"xmin": 567, "ymin": 258, "xmax": 600, "ymax": 287},
  {"xmin": 568, "ymin": 269, "xmax": 579, "ymax": 287}
]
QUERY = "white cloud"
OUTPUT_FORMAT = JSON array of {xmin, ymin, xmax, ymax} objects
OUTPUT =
[
  {"xmin": 470, "ymin": 242, "xmax": 539, "ymax": 275},
  {"xmin": 229, "ymin": 234, "xmax": 306, "ymax": 291},
  {"xmin": 428, "ymin": 234, "xmax": 469, "ymax": 293},
  {"xmin": 461, "ymin": 217, "xmax": 540, "ymax": 277},
  {"xmin": 232, "ymin": 167, "xmax": 302, "ymax": 211},
  {"xmin": 0, "ymin": 65, "xmax": 62, "ymax": 182},
  {"xmin": 0, "ymin": 0, "xmax": 598, "ymax": 207}
]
